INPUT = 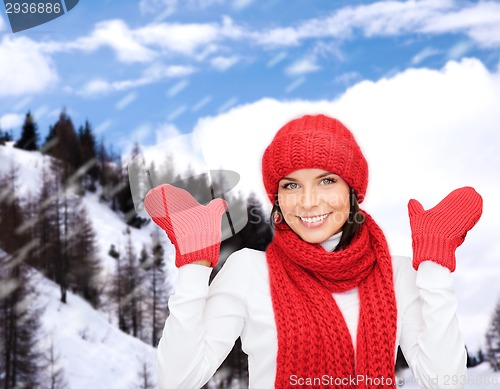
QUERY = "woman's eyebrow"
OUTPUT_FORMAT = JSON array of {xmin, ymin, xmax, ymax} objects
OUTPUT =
[
  {"xmin": 315, "ymin": 172, "xmax": 334, "ymax": 179},
  {"xmin": 280, "ymin": 172, "xmax": 334, "ymax": 182}
]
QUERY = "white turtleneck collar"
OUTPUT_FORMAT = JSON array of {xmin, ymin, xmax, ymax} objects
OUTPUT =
[{"xmin": 319, "ymin": 231, "xmax": 343, "ymax": 252}]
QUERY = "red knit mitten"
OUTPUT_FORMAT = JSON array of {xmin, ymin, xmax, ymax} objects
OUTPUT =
[
  {"xmin": 144, "ymin": 184, "xmax": 227, "ymax": 268},
  {"xmin": 408, "ymin": 187, "xmax": 483, "ymax": 272}
]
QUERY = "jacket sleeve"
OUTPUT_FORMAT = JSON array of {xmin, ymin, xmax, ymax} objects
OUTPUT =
[
  {"xmin": 398, "ymin": 259, "xmax": 467, "ymax": 389},
  {"xmin": 156, "ymin": 251, "xmax": 249, "ymax": 389}
]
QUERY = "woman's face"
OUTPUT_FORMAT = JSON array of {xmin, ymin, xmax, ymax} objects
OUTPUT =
[{"xmin": 277, "ymin": 168, "xmax": 350, "ymax": 243}]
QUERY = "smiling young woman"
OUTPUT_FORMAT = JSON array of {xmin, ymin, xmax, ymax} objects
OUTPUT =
[
  {"xmin": 276, "ymin": 169, "xmax": 350, "ymax": 243},
  {"xmin": 146, "ymin": 113, "xmax": 483, "ymax": 389}
]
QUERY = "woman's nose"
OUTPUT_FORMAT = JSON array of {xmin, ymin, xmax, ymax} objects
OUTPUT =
[{"xmin": 300, "ymin": 187, "xmax": 320, "ymax": 209}]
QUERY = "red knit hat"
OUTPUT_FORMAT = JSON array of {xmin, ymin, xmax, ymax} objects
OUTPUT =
[{"xmin": 262, "ymin": 114, "xmax": 368, "ymax": 203}]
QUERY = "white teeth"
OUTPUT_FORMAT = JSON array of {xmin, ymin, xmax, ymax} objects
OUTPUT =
[{"xmin": 300, "ymin": 214, "xmax": 329, "ymax": 223}]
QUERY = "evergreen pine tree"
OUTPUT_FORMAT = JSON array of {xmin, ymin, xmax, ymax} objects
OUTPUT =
[
  {"xmin": 31, "ymin": 163, "xmax": 59, "ymax": 277},
  {"xmin": 67, "ymin": 201, "xmax": 102, "ymax": 308},
  {"xmin": 57, "ymin": 188, "xmax": 76, "ymax": 304},
  {"xmin": 0, "ymin": 165, "xmax": 27, "ymax": 254},
  {"xmin": 42, "ymin": 124, "xmax": 59, "ymax": 154},
  {"xmin": 486, "ymin": 298, "xmax": 500, "ymax": 371},
  {"xmin": 43, "ymin": 109, "xmax": 82, "ymax": 184},
  {"xmin": 112, "ymin": 228, "xmax": 145, "ymax": 338},
  {"xmin": 0, "ymin": 253, "xmax": 45, "ymax": 389},
  {"xmin": 141, "ymin": 230, "xmax": 170, "ymax": 347},
  {"xmin": 102, "ymin": 143, "xmax": 125, "ymax": 211},
  {"xmin": 0, "ymin": 127, "xmax": 13, "ymax": 145},
  {"xmin": 14, "ymin": 111, "xmax": 39, "ymax": 151},
  {"xmin": 0, "ymin": 169, "xmax": 44, "ymax": 388},
  {"xmin": 78, "ymin": 120, "xmax": 100, "ymax": 191},
  {"xmin": 131, "ymin": 359, "xmax": 156, "ymax": 389},
  {"xmin": 30, "ymin": 163, "xmax": 71, "ymax": 303},
  {"xmin": 29, "ymin": 162, "xmax": 101, "ymax": 306},
  {"xmin": 43, "ymin": 336, "xmax": 70, "ymax": 389},
  {"xmin": 97, "ymin": 137, "xmax": 113, "ymax": 191}
]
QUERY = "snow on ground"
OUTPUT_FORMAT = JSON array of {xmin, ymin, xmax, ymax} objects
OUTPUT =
[
  {"xmin": 81, "ymin": 190, "xmax": 176, "ymax": 282},
  {"xmin": 32, "ymin": 269, "xmax": 158, "ymax": 389},
  {"xmin": 0, "ymin": 141, "xmax": 52, "ymax": 197},
  {"xmin": 1, "ymin": 144, "xmax": 169, "ymax": 388}
]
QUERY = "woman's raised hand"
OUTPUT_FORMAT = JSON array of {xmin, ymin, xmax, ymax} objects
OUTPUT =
[
  {"xmin": 408, "ymin": 186, "xmax": 483, "ymax": 272},
  {"xmin": 144, "ymin": 184, "xmax": 228, "ymax": 268}
]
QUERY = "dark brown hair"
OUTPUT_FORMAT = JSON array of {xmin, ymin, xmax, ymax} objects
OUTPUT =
[{"xmin": 270, "ymin": 188, "xmax": 364, "ymax": 251}]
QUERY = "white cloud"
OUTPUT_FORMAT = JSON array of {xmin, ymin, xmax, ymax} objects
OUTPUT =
[
  {"xmin": 79, "ymin": 64, "xmax": 196, "ymax": 96},
  {"xmin": 340, "ymin": 0, "xmax": 453, "ymax": 37},
  {"xmin": 139, "ymin": 0, "xmax": 245, "ymax": 17},
  {"xmin": 252, "ymin": 27, "xmax": 302, "ymax": 47},
  {"xmin": 135, "ymin": 22, "xmax": 219, "ymax": 56},
  {"xmin": 252, "ymin": 0, "xmax": 500, "ymax": 49},
  {"xmin": 410, "ymin": 47, "xmax": 440, "ymax": 65},
  {"xmin": 284, "ymin": 76, "xmax": 306, "ymax": 93},
  {"xmin": 191, "ymin": 95, "xmax": 213, "ymax": 112},
  {"xmin": 167, "ymin": 79, "xmax": 190, "ymax": 97},
  {"xmin": 155, "ymin": 123, "xmax": 182, "ymax": 144},
  {"xmin": 167, "ymin": 105, "xmax": 187, "ymax": 121},
  {"xmin": 0, "ymin": 113, "xmax": 23, "ymax": 130},
  {"xmin": 0, "ymin": 15, "xmax": 5, "ymax": 31},
  {"xmin": 13, "ymin": 96, "xmax": 33, "ymax": 111},
  {"xmin": 422, "ymin": 1, "xmax": 500, "ymax": 47},
  {"xmin": 139, "ymin": 0, "xmax": 177, "ymax": 16},
  {"xmin": 0, "ymin": 36, "xmax": 58, "ymax": 97},
  {"xmin": 267, "ymin": 51, "xmax": 288, "ymax": 68},
  {"xmin": 210, "ymin": 55, "xmax": 239, "ymax": 71},
  {"xmin": 232, "ymin": 0, "xmax": 254, "ymax": 10},
  {"xmin": 130, "ymin": 123, "xmax": 152, "ymax": 142},
  {"xmin": 334, "ymin": 71, "xmax": 362, "ymax": 85},
  {"xmin": 33, "ymin": 106, "xmax": 49, "ymax": 122},
  {"xmin": 217, "ymin": 96, "xmax": 238, "ymax": 113},
  {"xmin": 251, "ymin": 0, "xmax": 452, "ymax": 46},
  {"xmin": 183, "ymin": 57, "xmax": 500, "ymax": 347},
  {"xmin": 66, "ymin": 20, "xmax": 157, "ymax": 63},
  {"xmin": 95, "ymin": 119, "xmax": 113, "ymax": 134},
  {"xmin": 447, "ymin": 40, "xmax": 472, "ymax": 60},
  {"xmin": 23, "ymin": 0, "xmax": 498, "ymax": 82},
  {"xmin": 285, "ymin": 56, "xmax": 321, "ymax": 76},
  {"xmin": 195, "ymin": 0, "xmax": 225, "ymax": 8},
  {"xmin": 143, "ymin": 63, "xmax": 196, "ymax": 78},
  {"xmin": 115, "ymin": 92, "xmax": 138, "ymax": 110},
  {"xmin": 6, "ymin": 0, "xmax": 496, "ymax": 88},
  {"xmin": 135, "ymin": 16, "xmax": 243, "ymax": 57}
]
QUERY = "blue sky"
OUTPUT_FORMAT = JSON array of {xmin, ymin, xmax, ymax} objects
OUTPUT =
[
  {"xmin": 1, "ymin": 0, "xmax": 500, "ymax": 348},
  {"xmin": 1, "ymin": 0, "xmax": 500, "ymax": 148}
]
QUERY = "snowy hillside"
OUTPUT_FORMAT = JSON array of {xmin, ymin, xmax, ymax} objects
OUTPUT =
[
  {"xmin": 0, "ymin": 141, "xmax": 177, "ymax": 281},
  {"xmin": 32, "ymin": 269, "xmax": 157, "ymax": 389},
  {"xmin": 0, "ymin": 143, "xmax": 175, "ymax": 388}
]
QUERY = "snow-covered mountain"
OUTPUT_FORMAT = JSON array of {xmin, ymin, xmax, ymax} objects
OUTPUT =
[
  {"xmin": 33, "ymin": 270, "xmax": 158, "ymax": 389},
  {"xmin": 0, "ymin": 143, "xmax": 173, "ymax": 388}
]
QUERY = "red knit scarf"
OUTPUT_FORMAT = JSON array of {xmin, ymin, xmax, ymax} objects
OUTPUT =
[{"xmin": 266, "ymin": 211, "xmax": 397, "ymax": 388}]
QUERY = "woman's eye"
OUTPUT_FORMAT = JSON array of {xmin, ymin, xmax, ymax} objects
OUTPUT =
[
  {"xmin": 320, "ymin": 177, "xmax": 337, "ymax": 185},
  {"xmin": 282, "ymin": 182, "xmax": 298, "ymax": 190}
]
